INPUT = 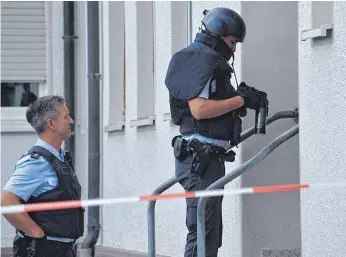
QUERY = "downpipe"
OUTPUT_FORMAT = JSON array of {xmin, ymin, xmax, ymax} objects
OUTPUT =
[{"xmin": 75, "ymin": 2, "xmax": 101, "ymax": 256}]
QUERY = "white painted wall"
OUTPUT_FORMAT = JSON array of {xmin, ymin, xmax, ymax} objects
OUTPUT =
[
  {"xmin": 299, "ymin": 2, "xmax": 346, "ymax": 257},
  {"xmin": 241, "ymin": 2, "xmax": 300, "ymax": 257},
  {"xmin": 101, "ymin": 2, "xmax": 184, "ymax": 256},
  {"xmin": 101, "ymin": 2, "xmax": 243, "ymax": 257}
]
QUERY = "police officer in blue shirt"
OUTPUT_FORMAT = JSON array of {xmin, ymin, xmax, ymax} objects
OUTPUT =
[
  {"xmin": 1, "ymin": 95, "xmax": 84, "ymax": 257},
  {"xmin": 165, "ymin": 8, "xmax": 267, "ymax": 257}
]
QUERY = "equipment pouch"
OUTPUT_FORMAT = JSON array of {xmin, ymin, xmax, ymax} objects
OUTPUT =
[
  {"xmin": 64, "ymin": 150, "xmax": 74, "ymax": 169},
  {"xmin": 189, "ymin": 139, "xmax": 211, "ymax": 177},
  {"xmin": 169, "ymin": 96, "xmax": 182, "ymax": 125},
  {"xmin": 172, "ymin": 135, "xmax": 189, "ymax": 161}
]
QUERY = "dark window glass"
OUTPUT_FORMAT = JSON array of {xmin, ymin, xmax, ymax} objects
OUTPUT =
[{"xmin": 1, "ymin": 82, "xmax": 39, "ymax": 107}]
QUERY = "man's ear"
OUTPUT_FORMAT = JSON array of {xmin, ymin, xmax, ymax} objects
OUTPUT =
[{"xmin": 46, "ymin": 119, "xmax": 54, "ymax": 130}]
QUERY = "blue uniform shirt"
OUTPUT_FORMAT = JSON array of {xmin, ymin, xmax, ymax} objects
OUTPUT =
[
  {"xmin": 183, "ymin": 78, "xmax": 234, "ymax": 150},
  {"xmin": 3, "ymin": 138, "xmax": 73, "ymax": 243}
]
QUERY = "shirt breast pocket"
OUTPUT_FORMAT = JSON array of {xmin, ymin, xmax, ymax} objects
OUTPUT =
[{"xmin": 47, "ymin": 176, "xmax": 59, "ymax": 188}]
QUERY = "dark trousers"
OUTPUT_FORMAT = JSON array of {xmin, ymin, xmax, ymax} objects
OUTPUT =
[
  {"xmin": 13, "ymin": 235, "xmax": 75, "ymax": 257},
  {"xmin": 175, "ymin": 155, "xmax": 225, "ymax": 257}
]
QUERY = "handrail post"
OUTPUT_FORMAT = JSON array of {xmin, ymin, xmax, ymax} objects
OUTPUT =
[
  {"xmin": 147, "ymin": 177, "xmax": 178, "ymax": 257},
  {"xmin": 148, "ymin": 200, "xmax": 157, "ymax": 257}
]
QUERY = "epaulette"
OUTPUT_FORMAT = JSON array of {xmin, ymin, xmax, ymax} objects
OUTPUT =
[{"xmin": 30, "ymin": 153, "xmax": 41, "ymax": 160}]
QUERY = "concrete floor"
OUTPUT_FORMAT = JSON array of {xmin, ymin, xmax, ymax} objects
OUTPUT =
[{"xmin": 1, "ymin": 246, "xmax": 169, "ymax": 257}]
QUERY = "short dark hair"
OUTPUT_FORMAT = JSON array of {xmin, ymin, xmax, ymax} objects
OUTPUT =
[{"xmin": 26, "ymin": 95, "xmax": 66, "ymax": 134}]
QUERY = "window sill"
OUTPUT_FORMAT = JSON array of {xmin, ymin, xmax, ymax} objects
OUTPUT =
[
  {"xmin": 104, "ymin": 122, "xmax": 125, "ymax": 132},
  {"xmin": 301, "ymin": 24, "xmax": 333, "ymax": 41},
  {"xmin": 1, "ymin": 118, "xmax": 35, "ymax": 133},
  {"xmin": 130, "ymin": 115, "xmax": 155, "ymax": 127},
  {"xmin": 1, "ymin": 107, "xmax": 35, "ymax": 133}
]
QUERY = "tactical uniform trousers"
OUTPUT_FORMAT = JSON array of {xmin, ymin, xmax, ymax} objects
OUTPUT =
[
  {"xmin": 176, "ymin": 154, "xmax": 225, "ymax": 257},
  {"xmin": 13, "ymin": 234, "xmax": 75, "ymax": 257}
]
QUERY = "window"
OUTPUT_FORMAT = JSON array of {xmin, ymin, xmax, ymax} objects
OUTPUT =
[
  {"xmin": 102, "ymin": 1, "xmax": 126, "ymax": 132},
  {"xmin": 1, "ymin": 2, "xmax": 62, "ymax": 132},
  {"xmin": 163, "ymin": 2, "xmax": 189, "ymax": 121},
  {"xmin": 171, "ymin": 2, "xmax": 189, "ymax": 55},
  {"xmin": 1, "ymin": 82, "xmax": 39, "ymax": 107},
  {"xmin": 127, "ymin": 1, "xmax": 156, "ymax": 128}
]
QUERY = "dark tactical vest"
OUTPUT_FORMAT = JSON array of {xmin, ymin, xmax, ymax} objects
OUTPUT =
[
  {"xmin": 166, "ymin": 33, "xmax": 242, "ymax": 144},
  {"xmin": 21, "ymin": 146, "xmax": 84, "ymax": 239}
]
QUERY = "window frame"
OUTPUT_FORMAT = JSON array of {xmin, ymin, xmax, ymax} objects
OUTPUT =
[
  {"xmin": 0, "ymin": 2, "xmax": 59, "ymax": 133},
  {"xmin": 101, "ymin": 1, "xmax": 126, "ymax": 133},
  {"xmin": 1, "ymin": 82, "xmax": 47, "ymax": 132},
  {"xmin": 162, "ymin": 1, "xmax": 190, "ymax": 122},
  {"xmin": 128, "ymin": 1, "xmax": 156, "ymax": 128}
]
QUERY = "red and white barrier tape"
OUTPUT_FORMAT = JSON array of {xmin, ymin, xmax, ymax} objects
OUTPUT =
[{"xmin": 1, "ymin": 182, "xmax": 345, "ymax": 214}]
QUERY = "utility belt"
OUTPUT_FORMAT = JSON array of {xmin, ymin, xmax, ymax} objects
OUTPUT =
[
  {"xmin": 16, "ymin": 230, "xmax": 76, "ymax": 244},
  {"xmin": 172, "ymin": 135, "xmax": 236, "ymax": 176}
]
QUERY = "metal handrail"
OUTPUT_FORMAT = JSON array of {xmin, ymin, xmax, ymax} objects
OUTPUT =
[
  {"xmin": 196, "ymin": 124, "xmax": 299, "ymax": 257},
  {"xmin": 147, "ymin": 177, "xmax": 178, "ymax": 257},
  {"xmin": 147, "ymin": 110, "xmax": 298, "ymax": 257}
]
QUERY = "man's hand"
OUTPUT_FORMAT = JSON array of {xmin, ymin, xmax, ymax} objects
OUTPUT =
[
  {"xmin": 1, "ymin": 190, "xmax": 45, "ymax": 238},
  {"xmin": 236, "ymin": 82, "xmax": 267, "ymax": 110},
  {"xmin": 31, "ymin": 228, "xmax": 45, "ymax": 238}
]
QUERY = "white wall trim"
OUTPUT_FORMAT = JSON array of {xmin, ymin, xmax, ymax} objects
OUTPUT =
[
  {"xmin": 101, "ymin": 1, "xmax": 125, "ymax": 133},
  {"xmin": 0, "ymin": 113, "xmax": 35, "ymax": 133},
  {"xmin": 50, "ymin": 1, "xmax": 65, "ymax": 96},
  {"xmin": 73, "ymin": 0, "xmax": 90, "ymax": 243},
  {"xmin": 100, "ymin": 1, "xmax": 110, "ymax": 136}
]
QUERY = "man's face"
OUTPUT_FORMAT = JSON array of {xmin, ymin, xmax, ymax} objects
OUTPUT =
[
  {"xmin": 50, "ymin": 104, "xmax": 74, "ymax": 140},
  {"xmin": 223, "ymin": 35, "xmax": 239, "ymax": 53}
]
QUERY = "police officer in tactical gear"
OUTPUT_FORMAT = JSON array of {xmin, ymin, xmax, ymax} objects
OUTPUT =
[
  {"xmin": 165, "ymin": 7, "xmax": 268, "ymax": 257},
  {"xmin": 1, "ymin": 95, "xmax": 84, "ymax": 257}
]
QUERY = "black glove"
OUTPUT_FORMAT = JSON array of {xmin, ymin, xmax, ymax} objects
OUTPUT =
[
  {"xmin": 236, "ymin": 82, "xmax": 267, "ymax": 110},
  {"xmin": 234, "ymin": 106, "xmax": 247, "ymax": 117}
]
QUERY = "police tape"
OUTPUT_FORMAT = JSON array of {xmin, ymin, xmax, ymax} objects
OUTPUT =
[{"xmin": 1, "ymin": 182, "xmax": 346, "ymax": 215}]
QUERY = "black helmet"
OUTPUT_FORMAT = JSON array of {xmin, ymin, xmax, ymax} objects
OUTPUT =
[{"xmin": 201, "ymin": 7, "xmax": 246, "ymax": 42}]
